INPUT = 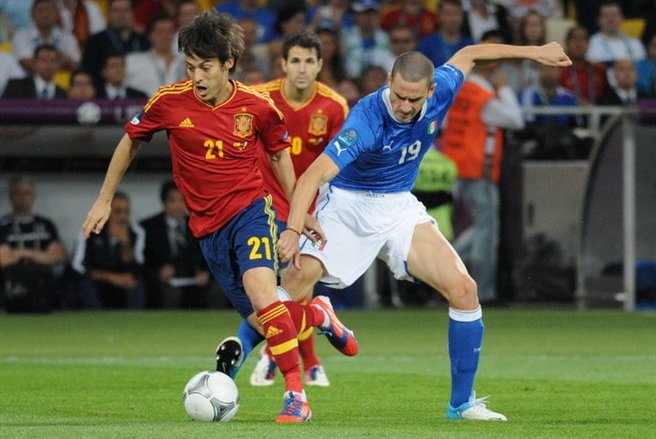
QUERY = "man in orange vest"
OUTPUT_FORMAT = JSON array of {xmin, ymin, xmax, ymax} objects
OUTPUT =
[{"xmin": 442, "ymin": 32, "xmax": 524, "ymax": 303}]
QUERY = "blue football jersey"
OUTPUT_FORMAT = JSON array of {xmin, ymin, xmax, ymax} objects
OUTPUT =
[{"xmin": 325, "ymin": 64, "xmax": 464, "ymax": 192}]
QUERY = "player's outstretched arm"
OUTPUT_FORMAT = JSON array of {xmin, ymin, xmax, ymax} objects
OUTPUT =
[
  {"xmin": 447, "ymin": 42, "xmax": 571, "ymax": 77},
  {"xmin": 82, "ymin": 134, "xmax": 141, "ymax": 239},
  {"xmin": 277, "ymin": 153, "xmax": 339, "ymax": 267}
]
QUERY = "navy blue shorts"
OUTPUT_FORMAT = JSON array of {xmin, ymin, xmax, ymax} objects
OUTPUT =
[{"xmin": 199, "ymin": 196, "xmax": 279, "ymax": 318}]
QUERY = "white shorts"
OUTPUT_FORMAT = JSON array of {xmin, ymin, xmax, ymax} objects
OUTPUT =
[{"xmin": 299, "ymin": 185, "xmax": 436, "ymax": 288}]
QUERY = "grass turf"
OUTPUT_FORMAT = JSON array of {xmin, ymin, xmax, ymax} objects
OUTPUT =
[{"xmin": 0, "ymin": 308, "xmax": 654, "ymax": 438}]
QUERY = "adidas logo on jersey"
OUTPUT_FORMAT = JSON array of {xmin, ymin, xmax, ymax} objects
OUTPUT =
[
  {"xmin": 179, "ymin": 117, "xmax": 194, "ymax": 128},
  {"xmin": 265, "ymin": 326, "xmax": 282, "ymax": 338}
]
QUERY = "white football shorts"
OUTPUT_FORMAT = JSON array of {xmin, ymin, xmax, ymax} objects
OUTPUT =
[{"xmin": 299, "ymin": 184, "xmax": 437, "ymax": 288}]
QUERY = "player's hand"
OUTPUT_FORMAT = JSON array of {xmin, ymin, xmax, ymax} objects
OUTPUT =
[
  {"xmin": 276, "ymin": 229, "xmax": 300, "ymax": 265},
  {"xmin": 82, "ymin": 198, "xmax": 111, "ymax": 239},
  {"xmin": 535, "ymin": 42, "xmax": 571, "ymax": 67},
  {"xmin": 303, "ymin": 214, "xmax": 325, "ymax": 242}
]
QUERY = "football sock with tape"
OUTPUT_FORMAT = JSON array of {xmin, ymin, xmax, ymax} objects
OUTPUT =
[
  {"xmin": 257, "ymin": 301, "xmax": 302, "ymax": 393},
  {"xmin": 259, "ymin": 300, "xmax": 321, "ymax": 370},
  {"xmin": 448, "ymin": 306, "xmax": 484, "ymax": 407}
]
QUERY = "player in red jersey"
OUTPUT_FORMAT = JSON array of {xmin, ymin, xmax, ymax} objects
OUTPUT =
[
  {"xmin": 244, "ymin": 31, "xmax": 350, "ymax": 388},
  {"xmin": 82, "ymin": 12, "xmax": 357, "ymax": 423}
]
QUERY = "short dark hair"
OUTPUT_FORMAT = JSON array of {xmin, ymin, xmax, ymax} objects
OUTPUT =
[
  {"xmin": 480, "ymin": 29, "xmax": 506, "ymax": 43},
  {"xmin": 160, "ymin": 180, "xmax": 180, "ymax": 203},
  {"xmin": 146, "ymin": 12, "xmax": 174, "ymax": 36},
  {"xmin": 33, "ymin": 43, "xmax": 58, "ymax": 59},
  {"xmin": 177, "ymin": 11, "xmax": 244, "ymax": 74},
  {"xmin": 9, "ymin": 176, "xmax": 34, "ymax": 193},
  {"xmin": 114, "ymin": 191, "xmax": 129, "ymax": 202},
  {"xmin": 282, "ymin": 31, "xmax": 322, "ymax": 61},
  {"xmin": 390, "ymin": 51, "xmax": 434, "ymax": 86},
  {"xmin": 565, "ymin": 26, "xmax": 588, "ymax": 43}
]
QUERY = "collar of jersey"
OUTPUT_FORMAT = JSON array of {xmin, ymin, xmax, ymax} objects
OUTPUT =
[{"xmin": 382, "ymin": 88, "xmax": 428, "ymax": 124}]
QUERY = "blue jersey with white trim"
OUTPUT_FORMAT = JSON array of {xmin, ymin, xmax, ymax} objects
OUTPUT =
[{"xmin": 325, "ymin": 64, "xmax": 464, "ymax": 192}]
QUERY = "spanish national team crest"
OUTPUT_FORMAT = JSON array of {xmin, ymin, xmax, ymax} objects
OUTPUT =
[
  {"xmin": 234, "ymin": 113, "xmax": 254, "ymax": 138},
  {"xmin": 308, "ymin": 113, "xmax": 328, "ymax": 136}
]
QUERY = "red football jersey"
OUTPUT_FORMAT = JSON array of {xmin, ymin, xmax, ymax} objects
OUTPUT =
[
  {"xmin": 253, "ymin": 79, "xmax": 348, "ymax": 222},
  {"xmin": 125, "ymin": 79, "xmax": 290, "ymax": 237}
]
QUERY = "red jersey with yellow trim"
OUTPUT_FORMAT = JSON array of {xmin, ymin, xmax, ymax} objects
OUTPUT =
[
  {"xmin": 253, "ymin": 79, "xmax": 348, "ymax": 222},
  {"xmin": 125, "ymin": 79, "xmax": 290, "ymax": 237}
]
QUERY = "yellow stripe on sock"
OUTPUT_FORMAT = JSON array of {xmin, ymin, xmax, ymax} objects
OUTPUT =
[
  {"xmin": 298, "ymin": 326, "xmax": 313, "ymax": 342},
  {"xmin": 269, "ymin": 338, "xmax": 298, "ymax": 356},
  {"xmin": 258, "ymin": 305, "xmax": 288, "ymax": 325}
]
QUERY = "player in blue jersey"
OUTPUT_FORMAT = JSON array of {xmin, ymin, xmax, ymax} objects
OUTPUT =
[{"xmin": 277, "ymin": 42, "xmax": 571, "ymax": 421}]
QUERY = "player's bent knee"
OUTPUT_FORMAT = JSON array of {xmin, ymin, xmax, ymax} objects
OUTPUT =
[{"xmin": 446, "ymin": 274, "xmax": 479, "ymax": 309}]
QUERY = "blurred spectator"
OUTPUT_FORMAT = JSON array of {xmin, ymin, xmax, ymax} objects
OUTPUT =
[
  {"xmin": 267, "ymin": 2, "xmax": 307, "ymax": 63},
  {"xmin": 380, "ymin": 0, "xmax": 439, "ymax": 39},
  {"xmin": 636, "ymin": 31, "xmax": 656, "ymax": 97},
  {"xmin": 96, "ymin": 52, "xmax": 147, "ymax": 99},
  {"xmin": 336, "ymin": 77, "xmax": 361, "ymax": 106},
  {"xmin": 235, "ymin": 16, "xmax": 270, "ymax": 81},
  {"xmin": 216, "ymin": 0, "xmax": 277, "ymax": 43},
  {"xmin": 12, "ymin": 0, "xmax": 80, "ymax": 72},
  {"xmin": 171, "ymin": 0, "xmax": 200, "ymax": 54},
  {"xmin": 462, "ymin": 0, "xmax": 512, "ymax": 43},
  {"xmin": 71, "ymin": 191, "xmax": 145, "ymax": 309},
  {"xmin": 512, "ymin": 10, "xmax": 546, "ymax": 91},
  {"xmin": 125, "ymin": 14, "xmax": 184, "ymax": 97},
  {"xmin": 442, "ymin": 40, "xmax": 524, "ymax": 303},
  {"xmin": 0, "ymin": 176, "xmax": 67, "ymax": 313},
  {"xmin": 56, "ymin": 0, "xmax": 107, "ymax": 48},
  {"xmin": 596, "ymin": 58, "xmax": 639, "ymax": 105},
  {"xmin": 308, "ymin": 0, "xmax": 354, "ymax": 32},
  {"xmin": 520, "ymin": 61, "xmax": 589, "ymax": 159},
  {"xmin": 0, "ymin": 51, "xmax": 25, "ymax": 95},
  {"xmin": 560, "ymin": 26, "xmax": 608, "ymax": 105},
  {"xmin": 521, "ymin": 64, "xmax": 579, "ymax": 127},
  {"xmin": 506, "ymin": 0, "xmax": 562, "ymax": 27},
  {"xmin": 418, "ymin": 0, "xmax": 474, "ymax": 68},
  {"xmin": 2, "ymin": 44, "xmax": 66, "ymax": 98},
  {"xmin": 0, "ymin": 0, "xmax": 35, "ymax": 31},
  {"xmin": 67, "ymin": 68, "xmax": 95, "ymax": 99},
  {"xmin": 343, "ymin": 0, "xmax": 394, "ymax": 78},
  {"xmin": 81, "ymin": 0, "xmax": 149, "ymax": 86},
  {"xmin": 586, "ymin": 1, "xmax": 646, "ymax": 67},
  {"xmin": 133, "ymin": 0, "xmax": 178, "ymax": 33},
  {"xmin": 388, "ymin": 25, "xmax": 417, "ymax": 57},
  {"xmin": 241, "ymin": 67, "xmax": 266, "ymax": 85},
  {"xmin": 316, "ymin": 26, "xmax": 346, "ymax": 88},
  {"xmin": 359, "ymin": 64, "xmax": 387, "ymax": 95},
  {"xmin": 140, "ymin": 180, "xmax": 213, "ymax": 309}
]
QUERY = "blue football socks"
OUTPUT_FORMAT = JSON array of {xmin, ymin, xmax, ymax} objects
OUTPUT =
[
  {"xmin": 233, "ymin": 319, "xmax": 264, "ymax": 378},
  {"xmin": 448, "ymin": 307, "xmax": 484, "ymax": 408}
]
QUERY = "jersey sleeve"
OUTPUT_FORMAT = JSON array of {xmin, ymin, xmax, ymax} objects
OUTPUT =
[
  {"xmin": 433, "ymin": 64, "xmax": 465, "ymax": 109},
  {"xmin": 323, "ymin": 102, "xmax": 378, "ymax": 170},
  {"xmin": 124, "ymin": 94, "xmax": 167, "ymax": 142},
  {"xmin": 258, "ymin": 100, "xmax": 291, "ymax": 154}
]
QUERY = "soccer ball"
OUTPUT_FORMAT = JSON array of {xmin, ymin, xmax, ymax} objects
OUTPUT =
[{"xmin": 182, "ymin": 371, "xmax": 240, "ymax": 422}]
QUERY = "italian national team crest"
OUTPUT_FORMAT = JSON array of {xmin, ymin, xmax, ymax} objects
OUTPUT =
[
  {"xmin": 427, "ymin": 119, "xmax": 437, "ymax": 135},
  {"xmin": 234, "ymin": 113, "xmax": 254, "ymax": 138},
  {"xmin": 308, "ymin": 113, "xmax": 328, "ymax": 136}
]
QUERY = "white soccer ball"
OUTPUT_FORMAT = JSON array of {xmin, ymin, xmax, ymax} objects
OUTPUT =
[{"xmin": 182, "ymin": 371, "xmax": 240, "ymax": 422}]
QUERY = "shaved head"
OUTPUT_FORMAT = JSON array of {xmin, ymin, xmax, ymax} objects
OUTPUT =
[{"xmin": 390, "ymin": 51, "xmax": 434, "ymax": 88}]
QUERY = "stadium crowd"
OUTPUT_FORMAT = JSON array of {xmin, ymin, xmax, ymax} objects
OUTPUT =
[{"xmin": 1, "ymin": 0, "xmax": 655, "ymax": 312}]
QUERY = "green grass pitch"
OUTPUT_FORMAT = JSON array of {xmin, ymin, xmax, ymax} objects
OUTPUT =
[{"xmin": 1, "ymin": 308, "xmax": 654, "ymax": 438}]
